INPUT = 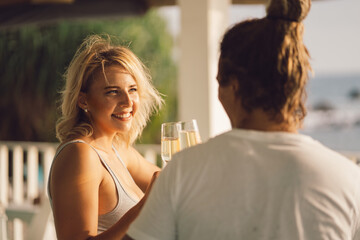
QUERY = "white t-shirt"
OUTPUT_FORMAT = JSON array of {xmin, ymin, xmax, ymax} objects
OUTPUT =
[{"xmin": 127, "ymin": 129, "xmax": 360, "ymax": 240}]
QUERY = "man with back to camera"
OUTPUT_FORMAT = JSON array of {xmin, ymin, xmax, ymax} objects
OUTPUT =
[{"xmin": 122, "ymin": 0, "xmax": 360, "ymax": 239}]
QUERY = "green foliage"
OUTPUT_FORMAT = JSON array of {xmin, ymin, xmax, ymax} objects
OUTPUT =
[{"xmin": 0, "ymin": 10, "xmax": 177, "ymax": 143}]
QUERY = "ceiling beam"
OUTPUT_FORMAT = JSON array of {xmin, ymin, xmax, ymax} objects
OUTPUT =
[
  {"xmin": 31, "ymin": 0, "xmax": 74, "ymax": 3},
  {"xmin": 0, "ymin": 0, "xmax": 148, "ymax": 29},
  {"xmin": 146, "ymin": 0, "xmax": 267, "ymax": 6}
]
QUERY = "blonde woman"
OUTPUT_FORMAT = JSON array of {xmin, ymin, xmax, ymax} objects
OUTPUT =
[{"xmin": 48, "ymin": 35, "xmax": 162, "ymax": 240}]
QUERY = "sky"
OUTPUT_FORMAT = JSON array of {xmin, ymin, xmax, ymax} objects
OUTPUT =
[{"xmin": 158, "ymin": 0, "xmax": 360, "ymax": 76}]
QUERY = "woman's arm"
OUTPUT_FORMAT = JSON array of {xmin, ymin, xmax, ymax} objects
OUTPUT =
[
  {"xmin": 49, "ymin": 143, "xmax": 103, "ymax": 240},
  {"xmin": 50, "ymin": 143, "xmax": 160, "ymax": 240},
  {"xmin": 126, "ymin": 146, "xmax": 160, "ymax": 192}
]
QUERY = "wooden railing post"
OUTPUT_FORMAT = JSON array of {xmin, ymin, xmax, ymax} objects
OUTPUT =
[
  {"xmin": 0, "ymin": 145, "xmax": 9, "ymax": 206},
  {"xmin": 12, "ymin": 146, "xmax": 24, "ymax": 204},
  {"xmin": 27, "ymin": 146, "xmax": 39, "ymax": 202},
  {"xmin": 12, "ymin": 146, "xmax": 24, "ymax": 240}
]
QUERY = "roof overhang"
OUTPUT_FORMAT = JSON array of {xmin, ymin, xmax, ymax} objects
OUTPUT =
[
  {"xmin": 0, "ymin": 0, "xmax": 149, "ymax": 29},
  {"xmin": 146, "ymin": 0, "xmax": 267, "ymax": 6},
  {"xmin": 0, "ymin": 0, "xmax": 318, "ymax": 29}
]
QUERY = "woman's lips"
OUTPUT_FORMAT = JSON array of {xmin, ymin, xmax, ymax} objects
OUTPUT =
[{"xmin": 112, "ymin": 112, "xmax": 132, "ymax": 120}]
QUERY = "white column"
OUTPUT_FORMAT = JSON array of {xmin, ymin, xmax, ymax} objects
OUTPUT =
[{"xmin": 178, "ymin": 0, "xmax": 231, "ymax": 141}]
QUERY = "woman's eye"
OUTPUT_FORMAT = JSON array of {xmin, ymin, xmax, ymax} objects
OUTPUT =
[
  {"xmin": 106, "ymin": 90, "xmax": 118, "ymax": 95},
  {"xmin": 129, "ymin": 87, "xmax": 137, "ymax": 92}
]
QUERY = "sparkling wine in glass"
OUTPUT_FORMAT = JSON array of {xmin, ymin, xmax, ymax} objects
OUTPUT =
[
  {"xmin": 178, "ymin": 119, "xmax": 202, "ymax": 150},
  {"xmin": 161, "ymin": 122, "xmax": 180, "ymax": 166}
]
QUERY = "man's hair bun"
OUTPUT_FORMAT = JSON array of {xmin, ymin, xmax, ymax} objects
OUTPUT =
[{"xmin": 266, "ymin": 0, "xmax": 311, "ymax": 22}]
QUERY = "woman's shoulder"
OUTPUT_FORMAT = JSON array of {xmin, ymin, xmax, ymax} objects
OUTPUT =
[
  {"xmin": 49, "ymin": 139, "xmax": 103, "ymax": 201},
  {"xmin": 57, "ymin": 139, "xmax": 96, "ymax": 156},
  {"xmin": 52, "ymin": 139, "xmax": 102, "ymax": 175}
]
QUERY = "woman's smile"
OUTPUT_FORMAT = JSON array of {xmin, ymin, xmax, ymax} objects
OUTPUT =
[{"xmin": 112, "ymin": 111, "xmax": 133, "ymax": 121}]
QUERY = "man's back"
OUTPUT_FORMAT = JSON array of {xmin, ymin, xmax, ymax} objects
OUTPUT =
[{"xmin": 127, "ymin": 129, "xmax": 360, "ymax": 240}]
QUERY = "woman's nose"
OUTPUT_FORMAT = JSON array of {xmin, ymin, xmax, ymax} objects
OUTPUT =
[{"xmin": 118, "ymin": 92, "xmax": 133, "ymax": 107}]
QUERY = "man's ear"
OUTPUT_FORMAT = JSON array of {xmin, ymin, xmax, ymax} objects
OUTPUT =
[
  {"xmin": 78, "ymin": 92, "xmax": 88, "ymax": 110},
  {"xmin": 229, "ymin": 76, "xmax": 240, "ymax": 94}
]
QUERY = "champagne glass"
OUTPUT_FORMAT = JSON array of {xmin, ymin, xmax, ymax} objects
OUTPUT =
[
  {"xmin": 161, "ymin": 122, "xmax": 181, "ymax": 166},
  {"xmin": 178, "ymin": 119, "xmax": 202, "ymax": 150}
]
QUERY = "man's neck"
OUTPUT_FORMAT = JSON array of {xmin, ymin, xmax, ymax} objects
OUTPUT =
[{"xmin": 232, "ymin": 109, "xmax": 298, "ymax": 133}]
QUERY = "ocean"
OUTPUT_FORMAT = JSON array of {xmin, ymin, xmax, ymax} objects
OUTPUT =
[{"xmin": 300, "ymin": 74, "xmax": 360, "ymax": 152}]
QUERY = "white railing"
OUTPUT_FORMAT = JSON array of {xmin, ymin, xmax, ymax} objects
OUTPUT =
[
  {"xmin": 0, "ymin": 140, "xmax": 161, "ymax": 240},
  {"xmin": 0, "ymin": 141, "xmax": 58, "ymax": 240},
  {"xmin": 0, "ymin": 141, "xmax": 57, "ymax": 207}
]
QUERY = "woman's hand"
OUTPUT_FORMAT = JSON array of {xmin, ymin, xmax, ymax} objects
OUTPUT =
[
  {"xmin": 138, "ymin": 171, "xmax": 160, "ymax": 207},
  {"xmin": 128, "ymin": 171, "xmax": 161, "ymax": 218}
]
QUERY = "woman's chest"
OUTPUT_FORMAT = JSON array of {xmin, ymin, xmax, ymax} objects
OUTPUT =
[{"xmin": 97, "ymin": 152, "xmax": 143, "ymax": 214}]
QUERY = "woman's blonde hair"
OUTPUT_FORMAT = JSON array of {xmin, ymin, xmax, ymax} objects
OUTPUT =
[
  {"xmin": 219, "ymin": 0, "xmax": 312, "ymax": 128},
  {"xmin": 56, "ymin": 35, "xmax": 163, "ymax": 145}
]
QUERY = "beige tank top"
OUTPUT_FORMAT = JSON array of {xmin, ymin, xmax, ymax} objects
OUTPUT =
[{"xmin": 47, "ymin": 140, "xmax": 139, "ymax": 234}]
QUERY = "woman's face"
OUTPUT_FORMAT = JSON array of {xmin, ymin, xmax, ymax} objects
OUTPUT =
[{"xmin": 80, "ymin": 65, "xmax": 139, "ymax": 136}]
